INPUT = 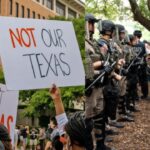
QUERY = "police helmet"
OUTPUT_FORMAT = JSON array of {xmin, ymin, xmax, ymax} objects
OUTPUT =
[
  {"xmin": 85, "ymin": 13, "xmax": 98, "ymax": 23},
  {"xmin": 100, "ymin": 20, "xmax": 115, "ymax": 34},
  {"xmin": 115, "ymin": 24, "xmax": 126, "ymax": 33}
]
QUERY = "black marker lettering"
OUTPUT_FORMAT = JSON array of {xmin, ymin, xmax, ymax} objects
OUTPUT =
[
  {"xmin": 35, "ymin": 53, "xmax": 45, "ymax": 78},
  {"xmin": 56, "ymin": 29, "xmax": 66, "ymax": 47},
  {"xmin": 59, "ymin": 53, "xmax": 71, "ymax": 75},
  {"xmin": 23, "ymin": 53, "xmax": 36, "ymax": 78}
]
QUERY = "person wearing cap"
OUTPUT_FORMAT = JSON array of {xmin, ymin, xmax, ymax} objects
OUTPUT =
[
  {"xmin": 125, "ymin": 34, "xmax": 141, "ymax": 113},
  {"xmin": 97, "ymin": 20, "xmax": 124, "ymax": 130},
  {"xmin": 91, "ymin": 19, "xmax": 125, "ymax": 150},
  {"xmin": 133, "ymin": 30, "xmax": 149, "ymax": 100},
  {"xmin": 113, "ymin": 25, "xmax": 134, "ymax": 122},
  {"xmin": 85, "ymin": 13, "xmax": 108, "ymax": 150},
  {"xmin": 0, "ymin": 124, "xmax": 12, "ymax": 150}
]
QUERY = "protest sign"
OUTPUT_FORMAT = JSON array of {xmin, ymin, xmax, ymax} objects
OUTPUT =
[
  {"xmin": 0, "ymin": 84, "xmax": 19, "ymax": 145},
  {"xmin": 0, "ymin": 17, "xmax": 85, "ymax": 90}
]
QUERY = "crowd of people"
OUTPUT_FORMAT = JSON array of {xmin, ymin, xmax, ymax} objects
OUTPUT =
[
  {"xmin": 13, "ymin": 119, "xmax": 67, "ymax": 150},
  {"xmin": 0, "ymin": 13, "xmax": 150, "ymax": 150}
]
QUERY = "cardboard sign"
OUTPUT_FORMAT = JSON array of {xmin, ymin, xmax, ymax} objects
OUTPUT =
[
  {"xmin": 0, "ymin": 84, "xmax": 19, "ymax": 145},
  {"xmin": 0, "ymin": 17, "xmax": 85, "ymax": 90}
]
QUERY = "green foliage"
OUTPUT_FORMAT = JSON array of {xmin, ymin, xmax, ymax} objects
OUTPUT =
[
  {"xmin": 86, "ymin": 0, "xmax": 122, "ymax": 20},
  {"xmin": 61, "ymin": 86, "xmax": 84, "ymax": 108},
  {"xmin": 139, "ymin": 0, "xmax": 150, "ymax": 19},
  {"xmin": 23, "ymin": 90, "xmax": 53, "ymax": 117}
]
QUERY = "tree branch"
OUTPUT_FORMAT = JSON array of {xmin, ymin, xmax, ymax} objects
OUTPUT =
[
  {"xmin": 147, "ymin": 0, "xmax": 150, "ymax": 11},
  {"xmin": 129, "ymin": 0, "xmax": 150, "ymax": 31}
]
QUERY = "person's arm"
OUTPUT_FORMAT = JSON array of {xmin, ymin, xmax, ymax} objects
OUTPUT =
[
  {"xmin": 112, "ymin": 72, "xmax": 122, "ymax": 81},
  {"xmin": 49, "ymin": 84, "xmax": 65, "ymax": 115},
  {"xmin": 49, "ymin": 84, "xmax": 68, "ymax": 135},
  {"xmin": 93, "ymin": 61, "xmax": 103, "ymax": 69}
]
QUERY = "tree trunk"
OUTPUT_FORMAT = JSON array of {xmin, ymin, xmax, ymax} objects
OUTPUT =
[{"xmin": 129, "ymin": 0, "xmax": 150, "ymax": 31}]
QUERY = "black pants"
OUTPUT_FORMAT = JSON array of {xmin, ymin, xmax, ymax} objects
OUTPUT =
[
  {"xmin": 85, "ymin": 112, "xmax": 105, "ymax": 150},
  {"xmin": 118, "ymin": 95, "xmax": 126, "ymax": 115},
  {"xmin": 39, "ymin": 139, "xmax": 45, "ymax": 150},
  {"xmin": 138, "ymin": 64, "xmax": 148, "ymax": 97},
  {"xmin": 85, "ymin": 118, "xmax": 94, "ymax": 150},
  {"xmin": 103, "ymin": 84, "xmax": 119, "ymax": 121},
  {"xmin": 92, "ymin": 112, "xmax": 105, "ymax": 150},
  {"xmin": 126, "ymin": 73, "xmax": 138, "ymax": 110}
]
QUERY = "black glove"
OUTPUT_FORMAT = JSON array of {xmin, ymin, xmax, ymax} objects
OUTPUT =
[
  {"xmin": 104, "ymin": 65, "xmax": 113, "ymax": 75},
  {"xmin": 133, "ymin": 62, "xmax": 142, "ymax": 66},
  {"xmin": 121, "ymin": 68, "xmax": 128, "ymax": 76}
]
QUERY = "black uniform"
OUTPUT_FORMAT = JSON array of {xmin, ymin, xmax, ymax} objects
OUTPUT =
[{"xmin": 135, "ymin": 41, "xmax": 148, "ymax": 98}]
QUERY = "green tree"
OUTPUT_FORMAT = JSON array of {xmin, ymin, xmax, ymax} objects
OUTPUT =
[
  {"xmin": 129, "ymin": 0, "xmax": 150, "ymax": 31},
  {"xmin": 86, "ymin": 0, "xmax": 150, "ymax": 31},
  {"xmin": 86, "ymin": 0, "xmax": 122, "ymax": 20}
]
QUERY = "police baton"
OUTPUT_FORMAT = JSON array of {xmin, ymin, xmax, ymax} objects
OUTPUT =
[
  {"xmin": 85, "ymin": 61, "xmax": 116, "ymax": 92},
  {"xmin": 126, "ymin": 48, "xmax": 142, "ymax": 72}
]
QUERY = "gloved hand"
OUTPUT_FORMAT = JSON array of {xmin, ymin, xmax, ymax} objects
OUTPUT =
[
  {"xmin": 104, "ymin": 65, "xmax": 113, "ymax": 74},
  {"xmin": 121, "ymin": 68, "xmax": 128, "ymax": 76},
  {"xmin": 133, "ymin": 62, "xmax": 142, "ymax": 66}
]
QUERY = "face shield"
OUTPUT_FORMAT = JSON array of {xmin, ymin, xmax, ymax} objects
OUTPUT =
[
  {"xmin": 85, "ymin": 21, "xmax": 90, "ymax": 40},
  {"xmin": 124, "ymin": 30, "xmax": 130, "ymax": 44},
  {"xmin": 97, "ymin": 19, "xmax": 102, "ymax": 34}
]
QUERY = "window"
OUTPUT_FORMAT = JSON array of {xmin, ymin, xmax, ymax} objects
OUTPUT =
[
  {"xmin": 42, "ymin": 0, "xmax": 45, "ymax": 5},
  {"xmin": 33, "ymin": 11, "xmax": 35, "ymax": 18},
  {"xmin": 9, "ymin": 0, "xmax": 13, "ymax": 15},
  {"xmin": 15, "ymin": 2, "xmax": 19, "ymax": 17},
  {"xmin": 56, "ymin": 1, "xmax": 65, "ymax": 16},
  {"xmin": 47, "ymin": 0, "xmax": 52, "ymax": 9},
  {"xmin": 27, "ymin": 8, "xmax": 30, "ymax": 18},
  {"xmin": 43, "ymin": 16, "xmax": 45, "ymax": 19},
  {"xmin": 0, "ymin": 0, "xmax": 1, "ymax": 14},
  {"xmin": 36, "ymin": 0, "xmax": 40, "ymax": 2},
  {"xmin": 38, "ymin": 14, "xmax": 40, "ymax": 19},
  {"xmin": 21, "ymin": 5, "xmax": 24, "ymax": 18},
  {"xmin": 68, "ymin": 9, "xmax": 76, "ymax": 19}
]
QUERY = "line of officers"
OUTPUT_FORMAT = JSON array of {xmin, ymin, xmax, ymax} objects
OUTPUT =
[{"xmin": 84, "ymin": 14, "xmax": 150, "ymax": 150}]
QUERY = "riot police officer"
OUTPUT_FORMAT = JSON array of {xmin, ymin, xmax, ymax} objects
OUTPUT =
[
  {"xmin": 85, "ymin": 15, "xmax": 115, "ymax": 150},
  {"xmin": 125, "ymin": 34, "xmax": 140, "ymax": 112},
  {"xmin": 97, "ymin": 20, "xmax": 124, "ymax": 129},
  {"xmin": 114, "ymin": 24, "xmax": 134, "ymax": 122},
  {"xmin": 133, "ymin": 30, "xmax": 148, "ymax": 100}
]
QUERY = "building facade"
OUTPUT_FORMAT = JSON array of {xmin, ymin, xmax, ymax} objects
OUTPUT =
[{"xmin": 0, "ymin": 0, "xmax": 84, "ymax": 19}]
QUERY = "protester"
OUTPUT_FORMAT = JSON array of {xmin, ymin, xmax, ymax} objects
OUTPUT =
[
  {"xmin": 14, "ymin": 126, "xmax": 20, "ymax": 150},
  {"xmin": 39, "ymin": 127, "xmax": 46, "ymax": 150},
  {"xmin": 20, "ymin": 125, "xmax": 28, "ymax": 150},
  {"xmin": 49, "ymin": 84, "xmax": 90, "ymax": 150},
  {"xmin": 29, "ymin": 128, "xmax": 38, "ymax": 150},
  {"xmin": 0, "ymin": 124, "xmax": 12, "ymax": 150}
]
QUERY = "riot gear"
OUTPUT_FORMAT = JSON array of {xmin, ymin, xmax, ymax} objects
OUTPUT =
[
  {"xmin": 85, "ymin": 13, "xmax": 98, "ymax": 23},
  {"xmin": 115, "ymin": 24, "xmax": 125, "ymax": 33},
  {"xmin": 99, "ymin": 20, "xmax": 115, "ymax": 36}
]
